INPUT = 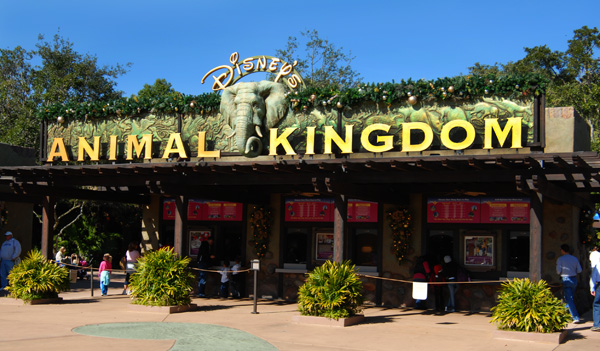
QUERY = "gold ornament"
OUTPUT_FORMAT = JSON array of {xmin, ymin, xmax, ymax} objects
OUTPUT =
[
  {"xmin": 336, "ymin": 102, "xmax": 343, "ymax": 109},
  {"xmin": 408, "ymin": 96, "xmax": 418, "ymax": 105},
  {"xmin": 57, "ymin": 116, "xmax": 65, "ymax": 124},
  {"xmin": 448, "ymin": 86, "xmax": 455, "ymax": 93}
]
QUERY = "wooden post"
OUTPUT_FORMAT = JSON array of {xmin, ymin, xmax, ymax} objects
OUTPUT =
[
  {"xmin": 41, "ymin": 196, "xmax": 54, "ymax": 259},
  {"xmin": 174, "ymin": 195, "xmax": 187, "ymax": 256},
  {"xmin": 529, "ymin": 193, "xmax": 543, "ymax": 282},
  {"xmin": 333, "ymin": 194, "xmax": 347, "ymax": 263}
]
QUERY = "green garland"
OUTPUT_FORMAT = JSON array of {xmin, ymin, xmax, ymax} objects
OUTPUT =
[
  {"xmin": 387, "ymin": 208, "xmax": 413, "ymax": 265},
  {"xmin": 249, "ymin": 205, "xmax": 272, "ymax": 258},
  {"xmin": 37, "ymin": 73, "xmax": 546, "ymax": 122}
]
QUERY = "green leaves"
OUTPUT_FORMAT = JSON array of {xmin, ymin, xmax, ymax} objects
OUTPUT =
[
  {"xmin": 6, "ymin": 249, "xmax": 70, "ymax": 301},
  {"xmin": 297, "ymin": 260, "xmax": 364, "ymax": 320},
  {"xmin": 490, "ymin": 278, "xmax": 571, "ymax": 333},
  {"xmin": 128, "ymin": 248, "xmax": 194, "ymax": 306}
]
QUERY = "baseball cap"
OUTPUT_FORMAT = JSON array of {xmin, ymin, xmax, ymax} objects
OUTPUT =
[{"xmin": 5, "ymin": 231, "xmax": 13, "ymax": 236}]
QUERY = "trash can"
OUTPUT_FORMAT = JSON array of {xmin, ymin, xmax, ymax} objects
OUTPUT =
[{"xmin": 70, "ymin": 270, "xmax": 77, "ymax": 283}]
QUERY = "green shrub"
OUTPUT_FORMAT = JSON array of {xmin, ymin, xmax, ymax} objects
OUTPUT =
[
  {"xmin": 297, "ymin": 260, "xmax": 364, "ymax": 319},
  {"xmin": 490, "ymin": 278, "xmax": 571, "ymax": 333},
  {"xmin": 128, "ymin": 248, "xmax": 194, "ymax": 306},
  {"xmin": 6, "ymin": 249, "xmax": 70, "ymax": 301}
]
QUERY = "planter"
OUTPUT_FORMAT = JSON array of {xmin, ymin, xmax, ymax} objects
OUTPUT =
[
  {"xmin": 292, "ymin": 314, "xmax": 364, "ymax": 327},
  {"xmin": 493, "ymin": 329, "xmax": 567, "ymax": 344},
  {"xmin": 129, "ymin": 303, "xmax": 197, "ymax": 314}
]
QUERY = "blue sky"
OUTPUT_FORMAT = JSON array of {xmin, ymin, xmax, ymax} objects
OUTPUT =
[{"xmin": 1, "ymin": 0, "xmax": 599, "ymax": 97}]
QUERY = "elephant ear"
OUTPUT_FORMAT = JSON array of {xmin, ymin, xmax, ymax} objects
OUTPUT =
[
  {"xmin": 258, "ymin": 81, "xmax": 288, "ymax": 128},
  {"xmin": 220, "ymin": 84, "xmax": 239, "ymax": 128}
]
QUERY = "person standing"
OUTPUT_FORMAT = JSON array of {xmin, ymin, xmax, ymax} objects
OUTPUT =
[
  {"xmin": 55, "ymin": 246, "xmax": 66, "ymax": 266},
  {"xmin": 219, "ymin": 261, "xmax": 230, "ymax": 298},
  {"xmin": 123, "ymin": 242, "xmax": 140, "ymax": 295},
  {"xmin": 556, "ymin": 244, "xmax": 582, "ymax": 323},
  {"xmin": 443, "ymin": 255, "xmax": 458, "ymax": 312},
  {"xmin": 230, "ymin": 257, "xmax": 242, "ymax": 299},
  {"xmin": 590, "ymin": 246, "xmax": 600, "ymax": 332},
  {"xmin": 196, "ymin": 241, "xmax": 211, "ymax": 298},
  {"xmin": 412, "ymin": 256, "xmax": 431, "ymax": 309},
  {"xmin": 98, "ymin": 253, "xmax": 112, "ymax": 296},
  {"xmin": 0, "ymin": 231, "xmax": 21, "ymax": 292}
]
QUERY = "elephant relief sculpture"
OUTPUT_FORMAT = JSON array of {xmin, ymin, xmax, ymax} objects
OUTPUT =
[{"xmin": 220, "ymin": 80, "xmax": 290, "ymax": 157}]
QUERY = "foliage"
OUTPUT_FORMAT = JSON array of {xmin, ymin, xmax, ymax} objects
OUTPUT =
[
  {"xmin": 6, "ymin": 249, "xmax": 70, "ymax": 301},
  {"xmin": 387, "ymin": 208, "xmax": 413, "ymax": 265},
  {"xmin": 469, "ymin": 25, "xmax": 600, "ymax": 151},
  {"xmin": 274, "ymin": 29, "xmax": 362, "ymax": 89},
  {"xmin": 0, "ymin": 46, "xmax": 38, "ymax": 147},
  {"xmin": 297, "ymin": 260, "xmax": 364, "ymax": 319},
  {"xmin": 0, "ymin": 32, "xmax": 130, "ymax": 148},
  {"xmin": 490, "ymin": 278, "xmax": 571, "ymax": 333},
  {"xmin": 36, "ymin": 91, "xmax": 221, "ymax": 122},
  {"xmin": 128, "ymin": 248, "xmax": 194, "ymax": 306},
  {"xmin": 248, "ymin": 206, "xmax": 272, "ymax": 258},
  {"xmin": 288, "ymin": 73, "xmax": 545, "ymax": 112},
  {"xmin": 134, "ymin": 78, "xmax": 178, "ymax": 100}
]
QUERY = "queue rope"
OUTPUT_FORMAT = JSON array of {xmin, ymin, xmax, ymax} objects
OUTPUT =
[
  {"xmin": 52, "ymin": 260, "xmax": 251, "ymax": 274},
  {"xmin": 52, "ymin": 260, "xmax": 561, "ymax": 288}
]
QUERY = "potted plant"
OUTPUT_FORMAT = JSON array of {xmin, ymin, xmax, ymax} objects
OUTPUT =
[
  {"xmin": 491, "ymin": 278, "xmax": 571, "ymax": 344},
  {"xmin": 295, "ymin": 260, "xmax": 364, "ymax": 326},
  {"xmin": 6, "ymin": 249, "xmax": 70, "ymax": 303},
  {"xmin": 128, "ymin": 248, "xmax": 196, "ymax": 313}
]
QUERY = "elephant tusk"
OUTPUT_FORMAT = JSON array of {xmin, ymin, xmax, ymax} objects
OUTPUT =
[
  {"xmin": 255, "ymin": 125, "xmax": 263, "ymax": 138},
  {"xmin": 225, "ymin": 131, "xmax": 236, "ymax": 139}
]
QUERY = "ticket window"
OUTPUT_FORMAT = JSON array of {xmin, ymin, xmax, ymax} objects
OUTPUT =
[
  {"xmin": 283, "ymin": 227, "xmax": 309, "ymax": 268},
  {"xmin": 353, "ymin": 228, "xmax": 378, "ymax": 267},
  {"xmin": 507, "ymin": 231, "xmax": 529, "ymax": 278}
]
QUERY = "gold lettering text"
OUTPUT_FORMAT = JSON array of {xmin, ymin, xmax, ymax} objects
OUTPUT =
[
  {"xmin": 361, "ymin": 124, "xmax": 394, "ymax": 153},
  {"xmin": 269, "ymin": 127, "xmax": 297, "ymax": 156}
]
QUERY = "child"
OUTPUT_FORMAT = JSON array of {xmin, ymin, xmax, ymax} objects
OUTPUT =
[
  {"xmin": 219, "ymin": 261, "xmax": 230, "ymax": 298},
  {"xmin": 98, "ymin": 253, "xmax": 112, "ymax": 296},
  {"xmin": 230, "ymin": 258, "xmax": 242, "ymax": 298}
]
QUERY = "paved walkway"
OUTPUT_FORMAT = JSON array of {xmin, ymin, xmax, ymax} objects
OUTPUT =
[{"xmin": 1, "ymin": 277, "xmax": 599, "ymax": 351}]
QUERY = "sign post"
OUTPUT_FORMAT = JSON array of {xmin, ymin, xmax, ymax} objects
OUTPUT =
[{"xmin": 251, "ymin": 259, "xmax": 260, "ymax": 314}]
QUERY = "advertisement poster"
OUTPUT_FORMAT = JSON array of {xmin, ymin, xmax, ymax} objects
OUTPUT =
[
  {"xmin": 347, "ymin": 200, "xmax": 378, "ymax": 222},
  {"xmin": 464, "ymin": 235, "xmax": 494, "ymax": 266},
  {"xmin": 163, "ymin": 199, "xmax": 176, "ymax": 220},
  {"xmin": 188, "ymin": 199, "xmax": 203, "ymax": 220},
  {"xmin": 285, "ymin": 198, "xmax": 334, "ymax": 222},
  {"xmin": 427, "ymin": 198, "xmax": 481, "ymax": 223},
  {"xmin": 189, "ymin": 230, "xmax": 211, "ymax": 256},
  {"xmin": 480, "ymin": 198, "xmax": 530, "ymax": 224},
  {"xmin": 316, "ymin": 232, "xmax": 334, "ymax": 260},
  {"xmin": 221, "ymin": 202, "xmax": 244, "ymax": 221}
]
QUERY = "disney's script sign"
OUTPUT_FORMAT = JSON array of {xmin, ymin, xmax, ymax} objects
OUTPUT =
[{"xmin": 201, "ymin": 52, "xmax": 304, "ymax": 91}]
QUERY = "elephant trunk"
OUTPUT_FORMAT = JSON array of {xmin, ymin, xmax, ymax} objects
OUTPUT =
[{"xmin": 235, "ymin": 104, "xmax": 263, "ymax": 158}]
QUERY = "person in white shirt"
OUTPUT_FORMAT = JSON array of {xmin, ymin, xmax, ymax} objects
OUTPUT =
[
  {"xmin": 589, "ymin": 246, "xmax": 600, "ymax": 331},
  {"xmin": 0, "ymin": 231, "xmax": 21, "ymax": 291}
]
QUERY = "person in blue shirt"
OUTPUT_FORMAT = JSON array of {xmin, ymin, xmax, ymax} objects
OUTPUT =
[
  {"xmin": 0, "ymin": 231, "xmax": 22, "ymax": 293},
  {"xmin": 556, "ymin": 244, "xmax": 582, "ymax": 323}
]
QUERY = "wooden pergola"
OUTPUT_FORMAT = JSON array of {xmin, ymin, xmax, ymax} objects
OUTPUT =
[{"xmin": 1, "ymin": 150, "xmax": 598, "ymax": 280}]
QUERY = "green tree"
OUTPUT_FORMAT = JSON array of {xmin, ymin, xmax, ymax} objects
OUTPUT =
[
  {"xmin": 0, "ymin": 32, "xmax": 130, "ymax": 148},
  {"xmin": 134, "ymin": 78, "xmax": 177, "ymax": 99},
  {"xmin": 469, "ymin": 26, "xmax": 600, "ymax": 149},
  {"xmin": 274, "ymin": 29, "xmax": 361, "ymax": 88},
  {"xmin": 33, "ymin": 33, "xmax": 129, "ymax": 106},
  {"xmin": 0, "ymin": 46, "xmax": 38, "ymax": 147}
]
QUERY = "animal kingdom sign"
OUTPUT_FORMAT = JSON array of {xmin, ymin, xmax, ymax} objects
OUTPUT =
[{"xmin": 46, "ymin": 118, "xmax": 523, "ymax": 162}]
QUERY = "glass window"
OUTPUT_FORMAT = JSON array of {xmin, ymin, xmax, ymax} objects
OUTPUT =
[
  {"xmin": 284, "ymin": 228, "xmax": 308, "ymax": 264},
  {"xmin": 508, "ymin": 231, "xmax": 529, "ymax": 272},
  {"xmin": 354, "ymin": 228, "xmax": 378, "ymax": 266}
]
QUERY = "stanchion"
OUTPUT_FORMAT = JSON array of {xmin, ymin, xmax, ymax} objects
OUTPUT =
[
  {"xmin": 250, "ymin": 259, "xmax": 260, "ymax": 314},
  {"xmin": 90, "ymin": 266, "xmax": 94, "ymax": 296}
]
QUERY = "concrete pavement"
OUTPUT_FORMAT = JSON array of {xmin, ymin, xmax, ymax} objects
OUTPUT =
[{"xmin": 1, "ymin": 277, "xmax": 599, "ymax": 351}]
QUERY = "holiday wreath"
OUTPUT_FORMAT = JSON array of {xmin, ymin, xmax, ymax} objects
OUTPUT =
[
  {"xmin": 388, "ymin": 208, "xmax": 413, "ymax": 265},
  {"xmin": 249, "ymin": 205, "xmax": 272, "ymax": 258}
]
